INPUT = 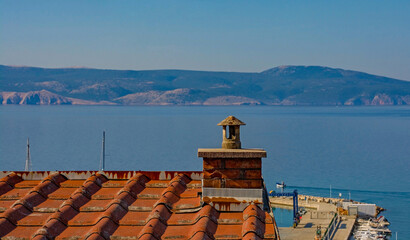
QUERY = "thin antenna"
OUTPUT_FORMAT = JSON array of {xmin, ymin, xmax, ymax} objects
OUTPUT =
[
  {"xmin": 329, "ymin": 184, "xmax": 332, "ymax": 198},
  {"xmin": 25, "ymin": 138, "xmax": 32, "ymax": 171},
  {"xmin": 100, "ymin": 131, "xmax": 105, "ymax": 171}
]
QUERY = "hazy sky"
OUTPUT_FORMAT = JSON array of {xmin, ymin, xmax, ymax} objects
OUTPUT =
[{"xmin": 1, "ymin": 0, "xmax": 410, "ymax": 80}]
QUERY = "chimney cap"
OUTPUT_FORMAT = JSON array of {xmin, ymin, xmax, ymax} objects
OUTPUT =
[{"xmin": 217, "ymin": 116, "xmax": 246, "ymax": 126}]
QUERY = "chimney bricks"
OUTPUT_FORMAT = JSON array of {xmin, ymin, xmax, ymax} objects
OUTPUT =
[{"xmin": 198, "ymin": 116, "xmax": 267, "ymax": 211}]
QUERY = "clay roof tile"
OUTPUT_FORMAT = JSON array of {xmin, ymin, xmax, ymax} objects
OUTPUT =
[
  {"xmin": 242, "ymin": 204, "xmax": 268, "ymax": 239},
  {"xmin": 0, "ymin": 173, "xmax": 22, "ymax": 196},
  {"xmin": 0, "ymin": 171, "xmax": 278, "ymax": 240}
]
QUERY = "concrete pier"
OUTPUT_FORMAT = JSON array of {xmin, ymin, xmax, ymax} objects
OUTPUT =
[{"xmin": 270, "ymin": 196, "xmax": 356, "ymax": 240}]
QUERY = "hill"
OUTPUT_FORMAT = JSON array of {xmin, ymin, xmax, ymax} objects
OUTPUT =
[{"xmin": 1, "ymin": 65, "xmax": 409, "ymax": 105}]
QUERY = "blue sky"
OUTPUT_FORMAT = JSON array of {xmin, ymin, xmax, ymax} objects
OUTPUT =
[{"xmin": 1, "ymin": 0, "xmax": 410, "ymax": 80}]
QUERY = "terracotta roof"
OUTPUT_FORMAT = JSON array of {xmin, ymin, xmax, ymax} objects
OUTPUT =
[
  {"xmin": 217, "ymin": 116, "xmax": 246, "ymax": 126},
  {"xmin": 0, "ymin": 171, "xmax": 279, "ymax": 240}
]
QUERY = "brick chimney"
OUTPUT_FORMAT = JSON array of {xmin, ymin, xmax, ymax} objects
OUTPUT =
[{"xmin": 198, "ymin": 116, "xmax": 267, "ymax": 211}]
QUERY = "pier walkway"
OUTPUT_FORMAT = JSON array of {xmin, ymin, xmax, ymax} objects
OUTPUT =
[
  {"xmin": 270, "ymin": 197, "xmax": 355, "ymax": 240},
  {"xmin": 333, "ymin": 217, "xmax": 356, "ymax": 240}
]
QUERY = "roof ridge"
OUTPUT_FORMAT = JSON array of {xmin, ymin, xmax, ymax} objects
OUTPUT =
[
  {"xmin": 138, "ymin": 174, "xmax": 192, "ymax": 240},
  {"xmin": 0, "ymin": 173, "xmax": 22, "ymax": 196},
  {"xmin": 84, "ymin": 173, "xmax": 150, "ymax": 240},
  {"xmin": 32, "ymin": 173, "xmax": 109, "ymax": 239},
  {"xmin": 242, "ymin": 204, "xmax": 273, "ymax": 239},
  {"xmin": 0, "ymin": 173, "xmax": 67, "ymax": 237},
  {"xmin": 192, "ymin": 205, "xmax": 218, "ymax": 225},
  {"xmin": 187, "ymin": 205, "xmax": 219, "ymax": 240},
  {"xmin": 243, "ymin": 203, "xmax": 266, "ymax": 223},
  {"xmin": 154, "ymin": 174, "xmax": 192, "ymax": 209}
]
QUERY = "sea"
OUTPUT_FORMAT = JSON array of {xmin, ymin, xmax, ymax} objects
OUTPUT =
[{"xmin": 0, "ymin": 106, "xmax": 409, "ymax": 237}]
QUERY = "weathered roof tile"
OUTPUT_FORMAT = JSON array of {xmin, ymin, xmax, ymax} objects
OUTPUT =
[{"xmin": 0, "ymin": 173, "xmax": 23, "ymax": 196}]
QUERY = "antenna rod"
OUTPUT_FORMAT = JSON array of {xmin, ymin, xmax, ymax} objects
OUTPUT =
[
  {"xmin": 100, "ymin": 131, "xmax": 105, "ymax": 171},
  {"xmin": 25, "ymin": 138, "xmax": 32, "ymax": 171},
  {"xmin": 330, "ymin": 184, "xmax": 332, "ymax": 198}
]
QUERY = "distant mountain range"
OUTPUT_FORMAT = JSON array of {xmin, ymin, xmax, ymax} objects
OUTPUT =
[{"xmin": 1, "ymin": 65, "xmax": 409, "ymax": 106}]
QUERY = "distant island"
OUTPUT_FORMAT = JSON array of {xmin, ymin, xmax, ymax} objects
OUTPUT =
[{"xmin": 1, "ymin": 65, "xmax": 409, "ymax": 106}]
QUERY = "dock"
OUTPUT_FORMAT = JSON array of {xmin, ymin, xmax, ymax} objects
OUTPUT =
[{"xmin": 270, "ymin": 196, "xmax": 356, "ymax": 240}]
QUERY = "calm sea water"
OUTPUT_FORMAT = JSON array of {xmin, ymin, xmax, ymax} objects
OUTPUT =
[{"xmin": 0, "ymin": 106, "xmax": 409, "ymax": 236}]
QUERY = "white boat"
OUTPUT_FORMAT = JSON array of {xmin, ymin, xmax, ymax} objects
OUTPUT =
[
  {"xmin": 276, "ymin": 181, "xmax": 286, "ymax": 188},
  {"xmin": 352, "ymin": 216, "xmax": 391, "ymax": 240}
]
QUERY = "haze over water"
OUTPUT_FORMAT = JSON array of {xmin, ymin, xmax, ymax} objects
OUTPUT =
[{"xmin": 0, "ymin": 106, "xmax": 409, "ymax": 235}]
